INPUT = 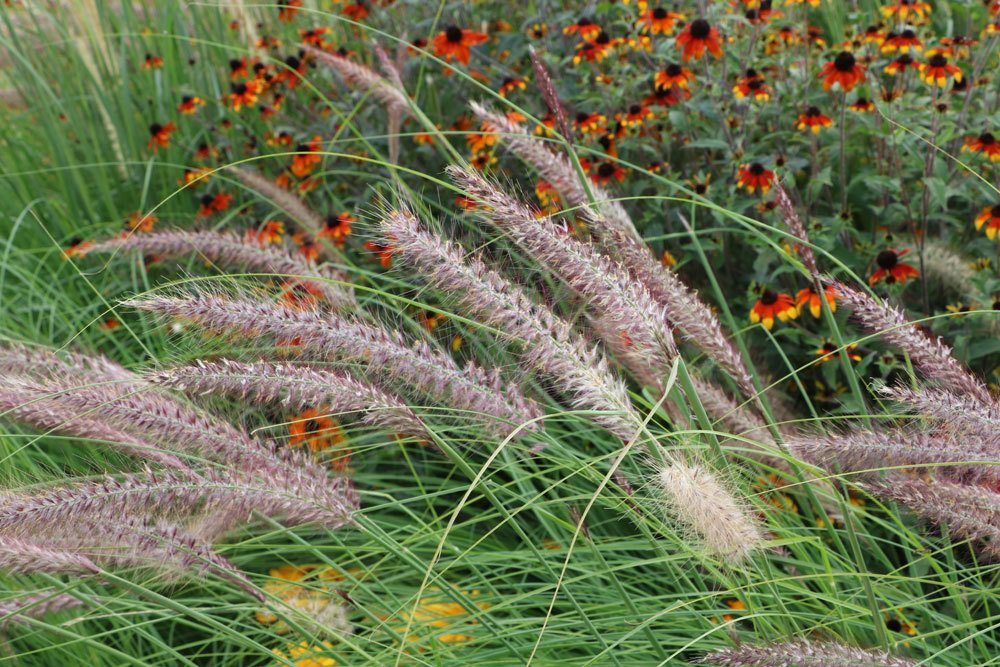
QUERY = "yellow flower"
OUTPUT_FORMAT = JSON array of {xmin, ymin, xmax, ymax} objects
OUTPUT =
[{"xmin": 272, "ymin": 641, "xmax": 336, "ymax": 667}]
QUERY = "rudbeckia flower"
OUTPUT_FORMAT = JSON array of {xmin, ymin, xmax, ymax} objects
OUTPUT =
[
  {"xmin": 637, "ymin": 7, "xmax": 684, "ymax": 35},
  {"xmin": 974, "ymin": 203, "xmax": 1000, "ymax": 239},
  {"xmin": 432, "ymin": 25, "xmax": 488, "ymax": 65},
  {"xmin": 142, "ymin": 53, "xmax": 163, "ymax": 69},
  {"xmin": 818, "ymin": 51, "xmax": 866, "ymax": 92},
  {"xmin": 320, "ymin": 212, "xmax": 355, "ymax": 247},
  {"xmin": 918, "ymin": 54, "xmax": 962, "ymax": 86},
  {"xmin": 574, "ymin": 111, "xmax": 607, "ymax": 135},
  {"xmin": 796, "ymin": 106, "xmax": 833, "ymax": 133},
  {"xmin": 498, "ymin": 77, "xmax": 526, "ymax": 97},
  {"xmin": 795, "ymin": 285, "xmax": 837, "ymax": 318},
  {"xmin": 249, "ymin": 220, "xmax": 285, "ymax": 245},
  {"xmin": 291, "ymin": 137, "xmax": 323, "ymax": 178},
  {"xmin": 736, "ymin": 162, "xmax": 774, "ymax": 194},
  {"xmin": 616, "ymin": 103, "xmax": 654, "ymax": 129},
  {"xmin": 276, "ymin": 0, "xmax": 302, "ymax": 21},
  {"xmin": 470, "ymin": 151, "xmax": 497, "ymax": 170},
  {"xmin": 300, "ymin": 27, "xmax": 330, "ymax": 47},
  {"xmin": 733, "ymin": 71, "xmax": 771, "ymax": 101},
  {"xmin": 63, "ymin": 237, "xmax": 93, "ymax": 259},
  {"xmin": 644, "ymin": 84, "xmax": 689, "ymax": 107},
  {"xmin": 229, "ymin": 57, "xmax": 249, "ymax": 79},
  {"xmin": 848, "ymin": 96, "xmax": 875, "ymax": 112},
  {"xmin": 364, "ymin": 240, "xmax": 394, "ymax": 268},
  {"xmin": 750, "ymin": 289, "xmax": 797, "ymax": 330},
  {"xmin": 125, "ymin": 212, "xmax": 157, "ymax": 233},
  {"xmin": 815, "ymin": 340, "xmax": 861, "ymax": 363},
  {"xmin": 881, "ymin": 29, "xmax": 922, "ymax": 53},
  {"xmin": 197, "ymin": 192, "xmax": 233, "ymax": 217},
  {"xmin": 591, "ymin": 161, "xmax": 626, "ymax": 185},
  {"xmin": 881, "ymin": 1, "xmax": 931, "ymax": 22},
  {"xmin": 573, "ymin": 31, "xmax": 616, "ymax": 63},
  {"xmin": 563, "ymin": 17, "xmax": 601, "ymax": 42},
  {"xmin": 177, "ymin": 95, "xmax": 205, "ymax": 114},
  {"xmin": 884, "ymin": 53, "xmax": 920, "ymax": 75},
  {"xmin": 869, "ymin": 248, "xmax": 919, "ymax": 285},
  {"xmin": 226, "ymin": 80, "xmax": 261, "ymax": 111},
  {"xmin": 342, "ymin": 2, "xmax": 369, "ymax": 20},
  {"xmin": 147, "ymin": 122, "xmax": 175, "ymax": 151},
  {"xmin": 676, "ymin": 19, "xmax": 723, "ymax": 61},
  {"xmin": 962, "ymin": 131, "xmax": 1000, "ymax": 161},
  {"xmin": 527, "ymin": 23, "xmax": 548, "ymax": 39},
  {"xmin": 655, "ymin": 63, "xmax": 694, "ymax": 90}
]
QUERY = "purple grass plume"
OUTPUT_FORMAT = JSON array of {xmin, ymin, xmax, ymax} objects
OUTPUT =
[
  {"xmin": 380, "ymin": 206, "xmax": 640, "ymax": 441},
  {"xmin": 82, "ymin": 229, "xmax": 355, "ymax": 311},
  {"xmin": 226, "ymin": 166, "xmax": 328, "ymax": 237},
  {"xmin": 863, "ymin": 476, "xmax": 1000, "ymax": 562},
  {"xmin": 304, "ymin": 44, "xmax": 410, "ymax": 119},
  {"xmin": 696, "ymin": 638, "xmax": 917, "ymax": 666},
  {"xmin": 877, "ymin": 383, "xmax": 1000, "ymax": 439},
  {"xmin": 0, "ymin": 590, "xmax": 87, "ymax": 627},
  {"xmin": 833, "ymin": 282, "xmax": 993, "ymax": 402},
  {"xmin": 0, "ymin": 537, "xmax": 100, "ymax": 576},
  {"xmin": 126, "ymin": 291, "xmax": 541, "ymax": 442},
  {"xmin": 773, "ymin": 183, "xmax": 819, "ymax": 277},
  {"xmin": 147, "ymin": 358, "xmax": 431, "ymax": 440},
  {"xmin": 448, "ymin": 166, "xmax": 678, "ymax": 391}
]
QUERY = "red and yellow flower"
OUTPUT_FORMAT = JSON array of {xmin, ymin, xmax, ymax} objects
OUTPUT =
[
  {"xmin": 818, "ymin": 51, "xmax": 866, "ymax": 92},
  {"xmin": 197, "ymin": 192, "xmax": 232, "ymax": 217},
  {"xmin": 962, "ymin": 131, "xmax": 1000, "ymax": 161},
  {"xmin": 291, "ymin": 137, "xmax": 323, "ymax": 178},
  {"xmin": 869, "ymin": 248, "xmax": 919, "ymax": 285},
  {"xmin": 918, "ymin": 54, "xmax": 962, "ymax": 86},
  {"xmin": 177, "ymin": 95, "xmax": 205, "ymax": 114},
  {"xmin": 432, "ymin": 25, "xmax": 488, "ymax": 65},
  {"xmin": 637, "ymin": 7, "xmax": 684, "ymax": 35},
  {"xmin": 795, "ymin": 285, "xmax": 837, "ymax": 318},
  {"xmin": 498, "ymin": 77, "xmax": 526, "ymax": 97},
  {"xmin": 733, "ymin": 71, "xmax": 771, "ymax": 101},
  {"xmin": 125, "ymin": 212, "xmax": 157, "ymax": 233},
  {"xmin": 276, "ymin": 0, "xmax": 302, "ymax": 22},
  {"xmin": 591, "ymin": 161, "xmax": 626, "ymax": 186},
  {"xmin": 816, "ymin": 340, "xmax": 861, "ymax": 363},
  {"xmin": 736, "ymin": 162, "xmax": 774, "ymax": 194},
  {"xmin": 226, "ymin": 80, "xmax": 261, "ymax": 111},
  {"xmin": 796, "ymin": 106, "xmax": 832, "ymax": 133},
  {"xmin": 676, "ymin": 19, "xmax": 723, "ymax": 61},
  {"xmin": 848, "ymin": 96, "xmax": 875, "ymax": 112},
  {"xmin": 974, "ymin": 204, "xmax": 1000, "ymax": 239},
  {"xmin": 147, "ymin": 122, "xmax": 175, "ymax": 151},
  {"xmin": 616, "ymin": 103, "xmax": 654, "ymax": 129},
  {"xmin": 563, "ymin": 17, "xmax": 602, "ymax": 42},
  {"xmin": 655, "ymin": 63, "xmax": 695, "ymax": 90},
  {"xmin": 750, "ymin": 289, "xmax": 798, "ymax": 330},
  {"xmin": 884, "ymin": 53, "xmax": 921, "ymax": 76},
  {"xmin": 288, "ymin": 408, "xmax": 350, "ymax": 470},
  {"xmin": 142, "ymin": 53, "xmax": 163, "ymax": 69},
  {"xmin": 881, "ymin": 29, "xmax": 923, "ymax": 53},
  {"xmin": 881, "ymin": 1, "xmax": 931, "ymax": 22},
  {"xmin": 320, "ymin": 212, "xmax": 355, "ymax": 247}
]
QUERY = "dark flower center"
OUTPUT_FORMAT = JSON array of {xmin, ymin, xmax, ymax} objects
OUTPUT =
[
  {"xmin": 760, "ymin": 290, "xmax": 778, "ymax": 305},
  {"xmin": 689, "ymin": 19, "xmax": 711, "ymax": 39},
  {"xmin": 855, "ymin": 97, "xmax": 869, "ymax": 106},
  {"xmin": 745, "ymin": 67, "xmax": 758, "ymax": 78},
  {"xmin": 629, "ymin": 104, "xmax": 641, "ymax": 114},
  {"xmin": 445, "ymin": 25, "xmax": 464, "ymax": 43},
  {"xmin": 305, "ymin": 419, "xmax": 321, "ymax": 434},
  {"xmin": 748, "ymin": 79, "xmax": 764, "ymax": 90},
  {"xmin": 993, "ymin": 298, "xmax": 1000, "ymax": 311},
  {"xmin": 749, "ymin": 163, "xmax": 765, "ymax": 175},
  {"xmin": 807, "ymin": 106, "xmax": 821, "ymax": 116},
  {"xmin": 897, "ymin": 54, "xmax": 913, "ymax": 65},
  {"xmin": 886, "ymin": 619, "xmax": 902, "ymax": 632},
  {"xmin": 834, "ymin": 51, "xmax": 856, "ymax": 71},
  {"xmin": 901, "ymin": 29, "xmax": 916, "ymax": 39},
  {"xmin": 595, "ymin": 31, "xmax": 611, "ymax": 45},
  {"xmin": 876, "ymin": 249, "xmax": 899, "ymax": 269},
  {"xmin": 928, "ymin": 54, "xmax": 948, "ymax": 67},
  {"xmin": 577, "ymin": 17, "xmax": 592, "ymax": 27},
  {"xmin": 576, "ymin": 112, "xmax": 589, "ymax": 123},
  {"xmin": 229, "ymin": 58, "xmax": 242, "ymax": 70},
  {"xmin": 149, "ymin": 123, "xmax": 162, "ymax": 134},
  {"xmin": 652, "ymin": 7, "xmax": 668, "ymax": 19},
  {"xmin": 666, "ymin": 63, "xmax": 682, "ymax": 76},
  {"xmin": 745, "ymin": 10, "xmax": 759, "ymax": 20},
  {"xmin": 200, "ymin": 194, "xmax": 214, "ymax": 206},
  {"xmin": 286, "ymin": 55, "xmax": 301, "ymax": 69},
  {"xmin": 233, "ymin": 83, "xmax": 248, "ymax": 94},
  {"xmin": 597, "ymin": 163, "xmax": 616, "ymax": 177},
  {"xmin": 980, "ymin": 132, "xmax": 996, "ymax": 144},
  {"xmin": 182, "ymin": 95, "xmax": 193, "ymax": 104}
]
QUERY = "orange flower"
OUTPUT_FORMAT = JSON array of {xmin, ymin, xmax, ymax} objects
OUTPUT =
[
  {"xmin": 974, "ymin": 203, "xmax": 1000, "ymax": 240},
  {"xmin": 869, "ymin": 248, "xmax": 919, "ymax": 285},
  {"xmin": 818, "ymin": 51, "xmax": 866, "ymax": 92},
  {"xmin": 881, "ymin": 29, "xmax": 922, "ymax": 54},
  {"xmin": 616, "ymin": 103, "xmax": 654, "ymax": 129},
  {"xmin": 815, "ymin": 340, "xmax": 861, "ymax": 363},
  {"xmin": 881, "ymin": 1, "xmax": 931, "ymax": 22},
  {"xmin": 125, "ymin": 212, "xmax": 157, "ymax": 233},
  {"xmin": 320, "ymin": 212, "xmax": 354, "ymax": 247},
  {"xmin": 574, "ymin": 112, "xmax": 607, "ymax": 135},
  {"xmin": 883, "ymin": 53, "xmax": 920, "ymax": 76},
  {"xmin": 291, "ymin": 137, "xmax": 323, "ymax": 177},
  {"xmin": 750, "ymin": 289, "xmax": 797, "ymax": 330},
  {"xmin": 467, "ymin": 122, "xmax": 498, "ymax": 153},
  {"xmin": 197, "ymin": 192, "xmax": 232, "ymax": 217},
  {"xmin": 248, "ymin": 220, "xmax": 286, "ymax": 245},
  {"xmin": 644, "ymin": 84, "xmax": 690, "ymax": 107},
  {"xmin": 229, "ymin": 57, "xmax": 249, "ymax": 79},
  {"xmin": 736, "ymin": 162, "xmax": 774, "ymax": 194},
  {"xmin": 498, "ymin": 77, "xmax": 526, "ymax": 97},
  {"xmin": 848, "ymin": 96, "xmax": 875, "ymax": 112},
  {"xmin": 795, "ymin": 285, "xmax": 837, "ymax": 318},
  {"xmin": 655, "ymin": 63, "xmax": 695, "ymax": 90},
  {"xmin": 342, "ymin": 2, "xmax": 369, "ymax": 20},
  {"xmin": 637, "ymin": 7, "xmax": 684, "ymax": 35},
  {"xmin": 177, "ymin": 95, "xmax": 205, "ymax": 114},
  {"xmin": 226, "ymin": 80, "xmax": 261, "ymax": 111},
  {"xmin": 733, "ymin": 70, "xmax": 771, "ymax": 101},
  {"xmin": 675, "ymin": 18, "xmax": 723, "ymax": 61},
  {"xmin": 918, "ymin": 54, "xmax": 962, "ymax": 86},
  {"xmin": 573, "ymin": 31, "xmax": 616, "ymax": 63},
  {"xmin": 288, "ymin": 408, "xmax": 350, "ymax": 469},
  {"xmin": 563, "ymin": 17, "xmax": 601, "ymax": 42},
  {"xmin": 432, "ymin": 25, "xmax": 488, "ymax": 65},
  {"xmin": 796, "ymin": 106, "xmax": 832, "ymax": 133},
  {"xmin": 276, "ymin": 0, "xmax": 302, "ymax": 21},
  {"xmin": 590, "ymin": 161, "xmax": 626, "ymax": 185},
  {"xmin": 147, "ymin": 122, "xmax": 175, "ymax": 151},
  {"xmin": 63, "ymin": 237, "xmax": 93, "ymax": 259},
  {"xmin": 364, "ymin": 240, "xmax": 394, "ymax": 268},
  {"xmin": 962, "ymin": 131, "xmax": 1000, "ymax": 162},
  {"xmin": 142, "ymin": 53, "xmax": 163, "ymax": 69},
  {"xmin": 300, "ymin": 27, "xmax": 330, "ymax": 47}
]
